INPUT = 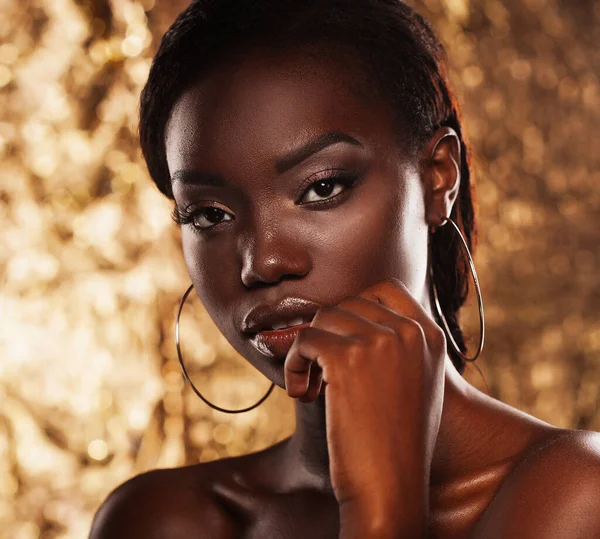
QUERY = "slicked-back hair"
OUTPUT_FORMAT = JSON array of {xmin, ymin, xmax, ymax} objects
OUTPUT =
[{"xmin": 139, "ymin": 0, "xmax": 479, "ymax": 374}]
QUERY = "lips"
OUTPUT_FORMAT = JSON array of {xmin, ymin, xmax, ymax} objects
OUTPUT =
[
  {"xmin": 241, "ymin": 296, "xmax": 322, "ymax": 359},
  {"xmin": 249, "ymin": 321, "xmax": 312, "ymax": 359},
  {"xmin": 242, "ymin": 298, "xmax": 320, "ymax": 333}
]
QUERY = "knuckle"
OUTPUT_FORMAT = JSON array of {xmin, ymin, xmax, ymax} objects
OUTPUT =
[
  {"xmin": 430, "ymin": 324, "xmax": 447, "ymax": 354},
  {"xmin": 372, "ymin": 325, "xmax": 399, "ymax": 351},
  {"xmin": 346, "ymin": 340, "xmax": 364, "ymax": 367},
  {"xmin": 313, "ymin": 305, "xmax": 336, "ymax": 323},
  {"xmin": 376, "ymin": 278, "xmax": 404, "ymax": 293},
  {"xmin": 362, "ymin": 280, "xmax": 386, "ymax": 296},
  {"xmin": 360, "ymin": 278, "xmax": 406, "ymax": 303},
  {"xmin": 292, "ymin": 325, "xmax": 312, "ymax": 347},
  {"xmin": 337, "ymin": 296, "xmax": 361, "ymax": 310},
  {"xmin": 400, "ymin": 318, "xmax": 426, "ymax": 343},
  {"xmin": 293, "ymin": 326, "xmax": 307, "ymax": 344}
]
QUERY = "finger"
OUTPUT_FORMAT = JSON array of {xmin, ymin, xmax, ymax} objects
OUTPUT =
[
  {"xmin": 298, "ymin": 364, "xmax": 323, "ymax": 403},
  {"xmin": 344, "ymin": 287, "xmax": 445, "ymax": 357},
  {"xmin": 309, "ymin": 304, "xmax": 380, "ymax": 339},
  {"xmin": 337, "ymin": 295, "xmax": 411, "ymax": 328},
  {"xmin": 359, "ymin": 278, "xmax": 436, "ymax": 330},
  {"xmin": 284, "ymin": 326, "xmax": 349, "ymax": 398}
]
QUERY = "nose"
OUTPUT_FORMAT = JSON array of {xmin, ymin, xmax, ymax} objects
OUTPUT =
[{"xmin": 240, "ymin": 226, "xmax": 312, "ymax": 288}]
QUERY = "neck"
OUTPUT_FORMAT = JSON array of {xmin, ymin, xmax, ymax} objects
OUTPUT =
[{"xmin": 286, "ymin": 394, "xmax": 333, "ymax": 491}]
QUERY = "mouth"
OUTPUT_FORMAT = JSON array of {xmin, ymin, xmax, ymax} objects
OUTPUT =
[
  {"xmin": 248, "ymin": 316, "xmax": 315, "ymax": 360},
  {"xmin": 242, "ymin": 297, "xmax": 322, "ymax": 359}
]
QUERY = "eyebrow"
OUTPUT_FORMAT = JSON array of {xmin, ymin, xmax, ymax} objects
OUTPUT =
[
  {"xmin": 170, "ymin": 130, "xmax": 363, "ymax": 187},
  {"xmin": 275, "ymin": 130, "xmax": 362, "ymax": 174}
]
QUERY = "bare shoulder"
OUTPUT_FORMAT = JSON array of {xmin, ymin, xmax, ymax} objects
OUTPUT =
[
  {"xmin": 474, "ymin": 428, "xmax": 600, "ymax": 539},
  {"xmin": 88, "ymin": 462, "xmax": 240, "ymax": 539}
]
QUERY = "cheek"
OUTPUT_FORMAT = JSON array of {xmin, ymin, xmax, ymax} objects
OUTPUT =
[
  {"xmin": 314, "ymin": 175, "xmax": 427, "ymax": 292},
  {"xmin": 181, "ymin": 231, "xmax": 237, "ymax": 313},
  {"xmin": 182, "ymin": 232, "xmax": 206, "ymax": 285},
  {"xmin": 298, "ymin": 192, "xmax": 397, "ymax": 288}
]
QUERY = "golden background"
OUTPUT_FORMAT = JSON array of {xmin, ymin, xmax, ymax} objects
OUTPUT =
[{"xmin": 0, "ymin": 0, "xmax": 598, "ymax": 536}]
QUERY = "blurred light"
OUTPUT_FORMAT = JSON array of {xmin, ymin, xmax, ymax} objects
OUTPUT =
[
  {"xmin": 127, "ymin": 406, "xmax": 149, "ymax": 431},
  {"xmin": 530, "ymin": 362, "xmax": 558, "ymax": 390},
  {"xmin": 444, "ymin": 0, "xmax": 469, "ymax": 22},
  {"xmin": 164, "ymin": 416, "xmax": 184, "ymax": 437},
  {"xmin": 87, "ymin": 440, "xmax": 109, "ymax": 462},
  {"xmin": 212, "ymin": 423, "xmax": 233, "ymax": 446},
  {"xmin": 0, "ymin": 43, "xmax": 19, "ymax": 64},
  {"xmin": 462, "ymin": 65, "xmax": 484, "ymax": 88},
  {"xmin": 189, "ymin": 421, "xmax": 212, "ymax": 447},
  {"xmin": 16, "ymin": 522, "xmax": 40, "ymax": 539},
  {"xmin": 199, "ymin": 448, "xmax": 220, "ymax": 463},
  {"xmin": 510, "ymin": 58, "xmax": 532, "ymax": 80},
  {"xmin": 558, "ymin": 76, "xmax": 580, "ymax": 102},
  {"xmin": 0, "ymin": 65, "xmax": 12, "ymax": 87},
  {"xmin": 123, "ymin": 3, "xmax": 147, "ymax": 24},
  {"xmin": 121, "ymin": 35, "xmax": 145, "ymax": 58}
]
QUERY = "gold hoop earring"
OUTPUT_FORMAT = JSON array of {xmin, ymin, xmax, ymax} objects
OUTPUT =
[
  {"xmin": 429, "ymin": 216, "xmax": 485, "ymax": 362},
  {"xmin": 175, "ymin": 284, "xmax": 275, "ymax": 413}
]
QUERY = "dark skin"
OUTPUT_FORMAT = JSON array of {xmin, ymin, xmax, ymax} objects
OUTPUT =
[{"xmin": 90, "ymin": 43, "xmax": 600, "ymax": 538}]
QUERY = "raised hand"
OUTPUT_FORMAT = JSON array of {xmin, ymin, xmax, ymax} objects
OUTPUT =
[{"xmin": 284, "ymin": 278, "xmax": 447, "ymax": 538}]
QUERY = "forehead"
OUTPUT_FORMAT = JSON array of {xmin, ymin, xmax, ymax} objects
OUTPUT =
[{"xmin": 165, "ymin": 42, "xmax": 399, "ymax": 177}]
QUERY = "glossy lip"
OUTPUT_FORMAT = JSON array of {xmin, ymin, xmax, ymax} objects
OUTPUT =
[
  {"xmin": 249, "ymin": 322, "xmax": 313, "ymax": 360},
  {"xmin": 241, "ymin": 297, "xmax": 322, "ymax": 335}
]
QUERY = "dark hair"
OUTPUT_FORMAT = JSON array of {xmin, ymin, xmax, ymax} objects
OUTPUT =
[{"xmin": 139, "ymin": 0, "xmax": 479, "ymax": 374}]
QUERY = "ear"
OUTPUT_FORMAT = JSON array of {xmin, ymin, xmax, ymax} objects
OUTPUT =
[{"xmin": 420, "ymin": 126, "xmax": 461, "ymax": 231}]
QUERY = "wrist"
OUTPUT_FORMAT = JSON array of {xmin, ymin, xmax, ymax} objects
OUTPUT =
[
  {"xmin": 339, "ymin": 509, "xmax": 400, "ymax": 539},
  {"xmin": 338, "ymin": 501, "xmax": 399, "ymax": 539},
  {"xmin": 338, "ymin": 490, "xmax": 427, "ymax": 539}
]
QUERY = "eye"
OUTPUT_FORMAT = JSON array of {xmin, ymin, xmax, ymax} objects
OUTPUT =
[
  {"xmin": 297, "ymin": 174, "xmax": 359, "ymax": 205},
  {"xmin": 190, "ymin": 207, "xmax": 233, "ymax": 229},
  {"xmin": 172, "ymin": 204, "xmax": 233, "ymax": 231}
]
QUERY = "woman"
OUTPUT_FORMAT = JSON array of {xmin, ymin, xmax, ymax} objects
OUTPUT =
[{"xmin": 90, "ymin": 0, "xmax": 600, "ymax": 537}]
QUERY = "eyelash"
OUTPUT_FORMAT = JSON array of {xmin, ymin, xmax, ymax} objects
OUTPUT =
[{"xmin": 171, "ymin": 171, "xmax": 360, "ymax": 233}]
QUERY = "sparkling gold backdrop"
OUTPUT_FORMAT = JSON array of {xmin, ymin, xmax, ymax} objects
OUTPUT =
[{"xmin": 0, "ymin": 0, "xmax": 598, "ymax": 536}]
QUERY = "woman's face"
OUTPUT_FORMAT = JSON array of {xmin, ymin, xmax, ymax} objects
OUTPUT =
[{"xmin": 165, "ymin": 43, "xmax": 433, "ymax": 388}]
